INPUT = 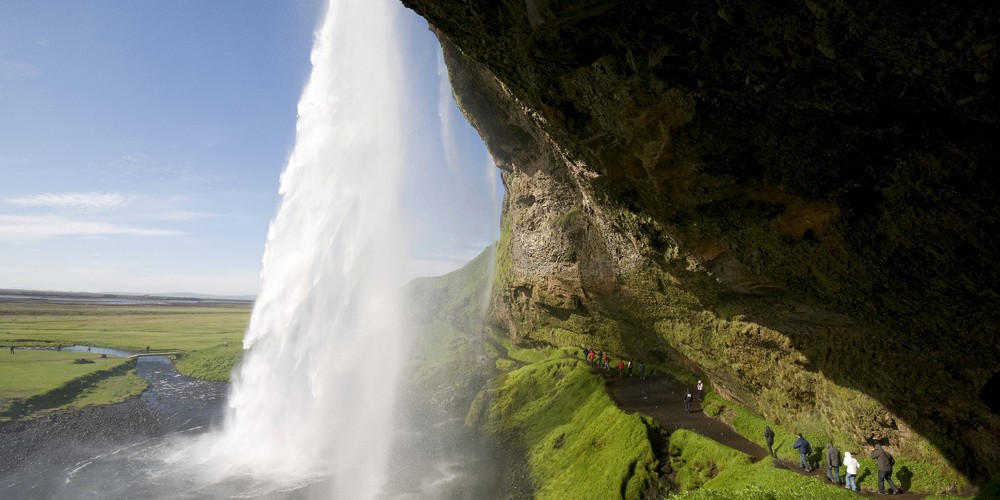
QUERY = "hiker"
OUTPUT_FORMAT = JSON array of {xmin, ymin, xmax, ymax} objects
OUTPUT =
[
  {"xmin": 764, "ymin": 425, "xmax": 776, "ymax": 457},
  {"xmin": 697, "ymin": 379, "xmax": 704, "ymax": 401},
  {"xmin": 602, "ymin": 352, "xmax": 610, "ymax": 370},
  {"xmin": 582, "ymin": 346, "xmax": 589, "ymax": 360},
  {"xmin": 638, "ymin": 361, "xmax": 645, "ymax": 379},
  {"xmin": 826, "ymin": 442, "xmax": 842, "ymax": 485},
  {"xmin": 792, "ymin": 433, "xmax": 812, "ymax": 471},
  {"xmin": 843, "ymin": 451, "xmax": 860, "ymax": 492},
  {"xmin": 146, "ymin": 345, "xmax": 150, "ymax": 353},
  {"xmin": 870, "ymin": 444, "xmax": 901, "ymax": 495},
  {"xmin": 684, "ymin": 389, "xmax": 694, "ymax": 413},
  {"xmin": 627, "ymin": 359, "xmax": 633, "ymax": 376},
  {"xmin": 9, "ymin": 345, "xmax": 14, "ymax": 354},
  {"xmin": 617, "ymin": 359, "xmax": 625, "ymax": 377},
  {"xmin": 588, "ymin": 350, "xmax": 596, "ymax": 364}
]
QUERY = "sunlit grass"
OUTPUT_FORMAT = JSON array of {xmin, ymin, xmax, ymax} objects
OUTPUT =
[
  {"xmin": 0, "ymin": 303, "xmax": 250, "ymax": 353},
  {"xmin": 670, "ymin": 429, "xmax": 753, "ymax": 491},
  {"xmin": 0, "ymin": 350, "xmax": 142, "ymax": 419},
  {"xmin": 472, "ymin": 353, "xmax": 659, "ymax": 499},
  {"xmin": 174, "ymin": 341, "xmax": 244, "ymax": 381},
  {"xmin": 0, "ymin": 350, "xmax": 129, "ymax": 399},
  {"xmin": 53, "ymin": 371, "xmax": 148, "ymax": 412},
  {"xmin": 0, "ymin": 302, "xmax": 251, "ymax": 415}
]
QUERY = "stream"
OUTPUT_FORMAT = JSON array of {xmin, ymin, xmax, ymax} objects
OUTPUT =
[{"xmin": 0, "ymin": 350, "xmax": 230, "ymax": 499}]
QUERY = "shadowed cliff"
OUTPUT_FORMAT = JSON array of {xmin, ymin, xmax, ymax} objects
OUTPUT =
[{"xmin": 402, "ymin": 0, "xmax": 999, "ymax": 483}]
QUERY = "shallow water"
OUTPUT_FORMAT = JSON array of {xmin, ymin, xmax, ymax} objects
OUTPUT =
[{"xmin": 48, "ymin": 345, "xmax": 132, "ymax": 358}]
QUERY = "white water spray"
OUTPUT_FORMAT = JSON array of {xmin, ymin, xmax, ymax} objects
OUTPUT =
[{"xmin": 206, "ymin": 0, "xmax": 410, "ymax": 496}]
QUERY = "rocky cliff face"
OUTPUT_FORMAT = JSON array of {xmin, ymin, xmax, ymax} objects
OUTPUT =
[{"xmin": 401, "ymin": 0, "xmax": 999, "ymax": 481}]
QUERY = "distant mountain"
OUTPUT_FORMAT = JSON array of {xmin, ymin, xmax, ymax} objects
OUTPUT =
[{"xmin": 0, "ymin": 289, "xmax": 254, "ymax": 305}]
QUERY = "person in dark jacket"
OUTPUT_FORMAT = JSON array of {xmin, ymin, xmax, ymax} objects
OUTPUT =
[
  {"xmin": 826, "ymin": 442, "xmax": 842, "ymax": 485},
  {"xmin": 684, "ymin": 389, "xmax": 693, "ymax": 413},
  {"xmin": 792, "ymin": 433, "xmax": 812, "ymax": 471},
  {"xmin": 764, "ymin": 425, "xmax": 776, "ymax": 457},
  {"xmin": 870, "ymin": 444, "xmax": 901, "ymax": 495}
]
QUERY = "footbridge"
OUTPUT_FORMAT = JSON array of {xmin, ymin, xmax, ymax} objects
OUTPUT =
[{"xmin": 128, "ymin": 351, "xmax": 181, "ymax": 358}]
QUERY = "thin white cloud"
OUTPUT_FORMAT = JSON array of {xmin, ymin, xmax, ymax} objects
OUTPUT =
[
  {"xmin": 112, "ymin": 153, "xmax": 224, "ymax": 184},
  {"xmin": 0, "ymin": 214, "xmax": 182, "ymax": 241},
  {"xmin": 0, "ymin": 60, "xmax": 39, "ymax": 79},
  {"xmin": 7, "ymin": 191, "xmax": 133, "ymax": 210},
  {"xmin": 144, "ymin": 209, "xmax": 216, "ymax": 221}
]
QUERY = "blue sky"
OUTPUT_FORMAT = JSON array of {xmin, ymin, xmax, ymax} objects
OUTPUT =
[{"xmin": 0, "ymin": 1, "xmax": 500, "ymax": 296}]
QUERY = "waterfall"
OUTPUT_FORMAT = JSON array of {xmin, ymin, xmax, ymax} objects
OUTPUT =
[{"xmin": 207, "ymin": 0, "xmax": 411, "ymax": 496}]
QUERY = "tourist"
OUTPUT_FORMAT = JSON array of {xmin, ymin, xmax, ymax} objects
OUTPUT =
[
  {"xmin": 697, "ymin": 379, "xmax": 704, "ymax": 401},
  {"xmin": 870, "ymin": 444, "xmax": 901, "ymax": 495},
  {"xmin": 638, "ymin": 361, "xmax": 646, "ymax": 379},
  {"xmin": 792, "ymin": 433, "xmax": 812, "ymax": 471},
  {"xmin": 627, "ymin": 359, "xmax": 633, "ymax": 376},
  {"xmin": 764, "ymin": 425, "xmax": 776, "ymax": 457},
  {"xmin": 684, "ymin": 389, "xmax": 693, "ymax": 413},
  {"xmin": 843, "ymin": 451, "xmax": 860, "ymax": 492},
  {"xmin": 826, "ymin": 442, "xmax": 842, "ymax": 485},
  {"xmin": 9, "ymin": 345, "xmax": 14, "ymax": 354},
  {"xmin": 617, "ymin": 358, "xmax": 624, "ymax": 377}
]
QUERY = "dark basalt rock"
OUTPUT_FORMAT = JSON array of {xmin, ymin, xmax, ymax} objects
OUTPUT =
[{"xmin": 402, "ymin": 0, "xmax": 999, "ymax": 482}]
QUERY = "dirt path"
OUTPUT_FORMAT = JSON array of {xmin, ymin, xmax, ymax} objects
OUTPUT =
[{"xmin": 602, "ymin": 370, "xmax": 926, "ymax": 498}]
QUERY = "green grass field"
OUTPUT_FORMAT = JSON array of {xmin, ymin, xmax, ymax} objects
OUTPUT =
[
  {"xmin": 1, "ymin": 302, "xmax": 250, "ymax": 353},
  {"xmin": 0, "ymin": 302, "xmax": 251, "ymax": 418},
  {"xmin": 0, "ymin": 350, "xmax": 129, "ymax": 399}
]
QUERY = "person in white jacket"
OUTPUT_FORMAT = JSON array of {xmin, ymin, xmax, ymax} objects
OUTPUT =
[{"xmin": 843, "ymin": 451, "xmax": 861, "ymax": 492}]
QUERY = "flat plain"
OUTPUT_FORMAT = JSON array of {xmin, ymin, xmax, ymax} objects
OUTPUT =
[{"xmin": 0, "ymin": 298, "xmax": 252, "ymax": 418}]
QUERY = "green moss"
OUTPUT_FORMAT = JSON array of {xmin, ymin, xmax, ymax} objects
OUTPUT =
[
  {"xmin": 670, "ymin": 429, "xmax": 753, "ymax": 491},
  {"xmin": 492, "ymin": 218, "xmax": 514, "ymax": 307},
  {"xmin": 476, "ymin": 355, "xmax": 658, "ymax": 499},
  {"xmin": 672, "ymin": 459, "xmax": 861, "ymax": 499},
  {"xmin": 496, "ymin": 358, "xmax": 518, "ymax": 372},
  {"xmin": 550, "ymin": 205, "xmax": 581, "ymax": 229}
]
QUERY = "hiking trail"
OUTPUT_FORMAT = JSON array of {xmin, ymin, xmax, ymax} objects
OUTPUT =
[{"xmin": 602, "ymin": 369, "xmax": 927, "ymax": 498}]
